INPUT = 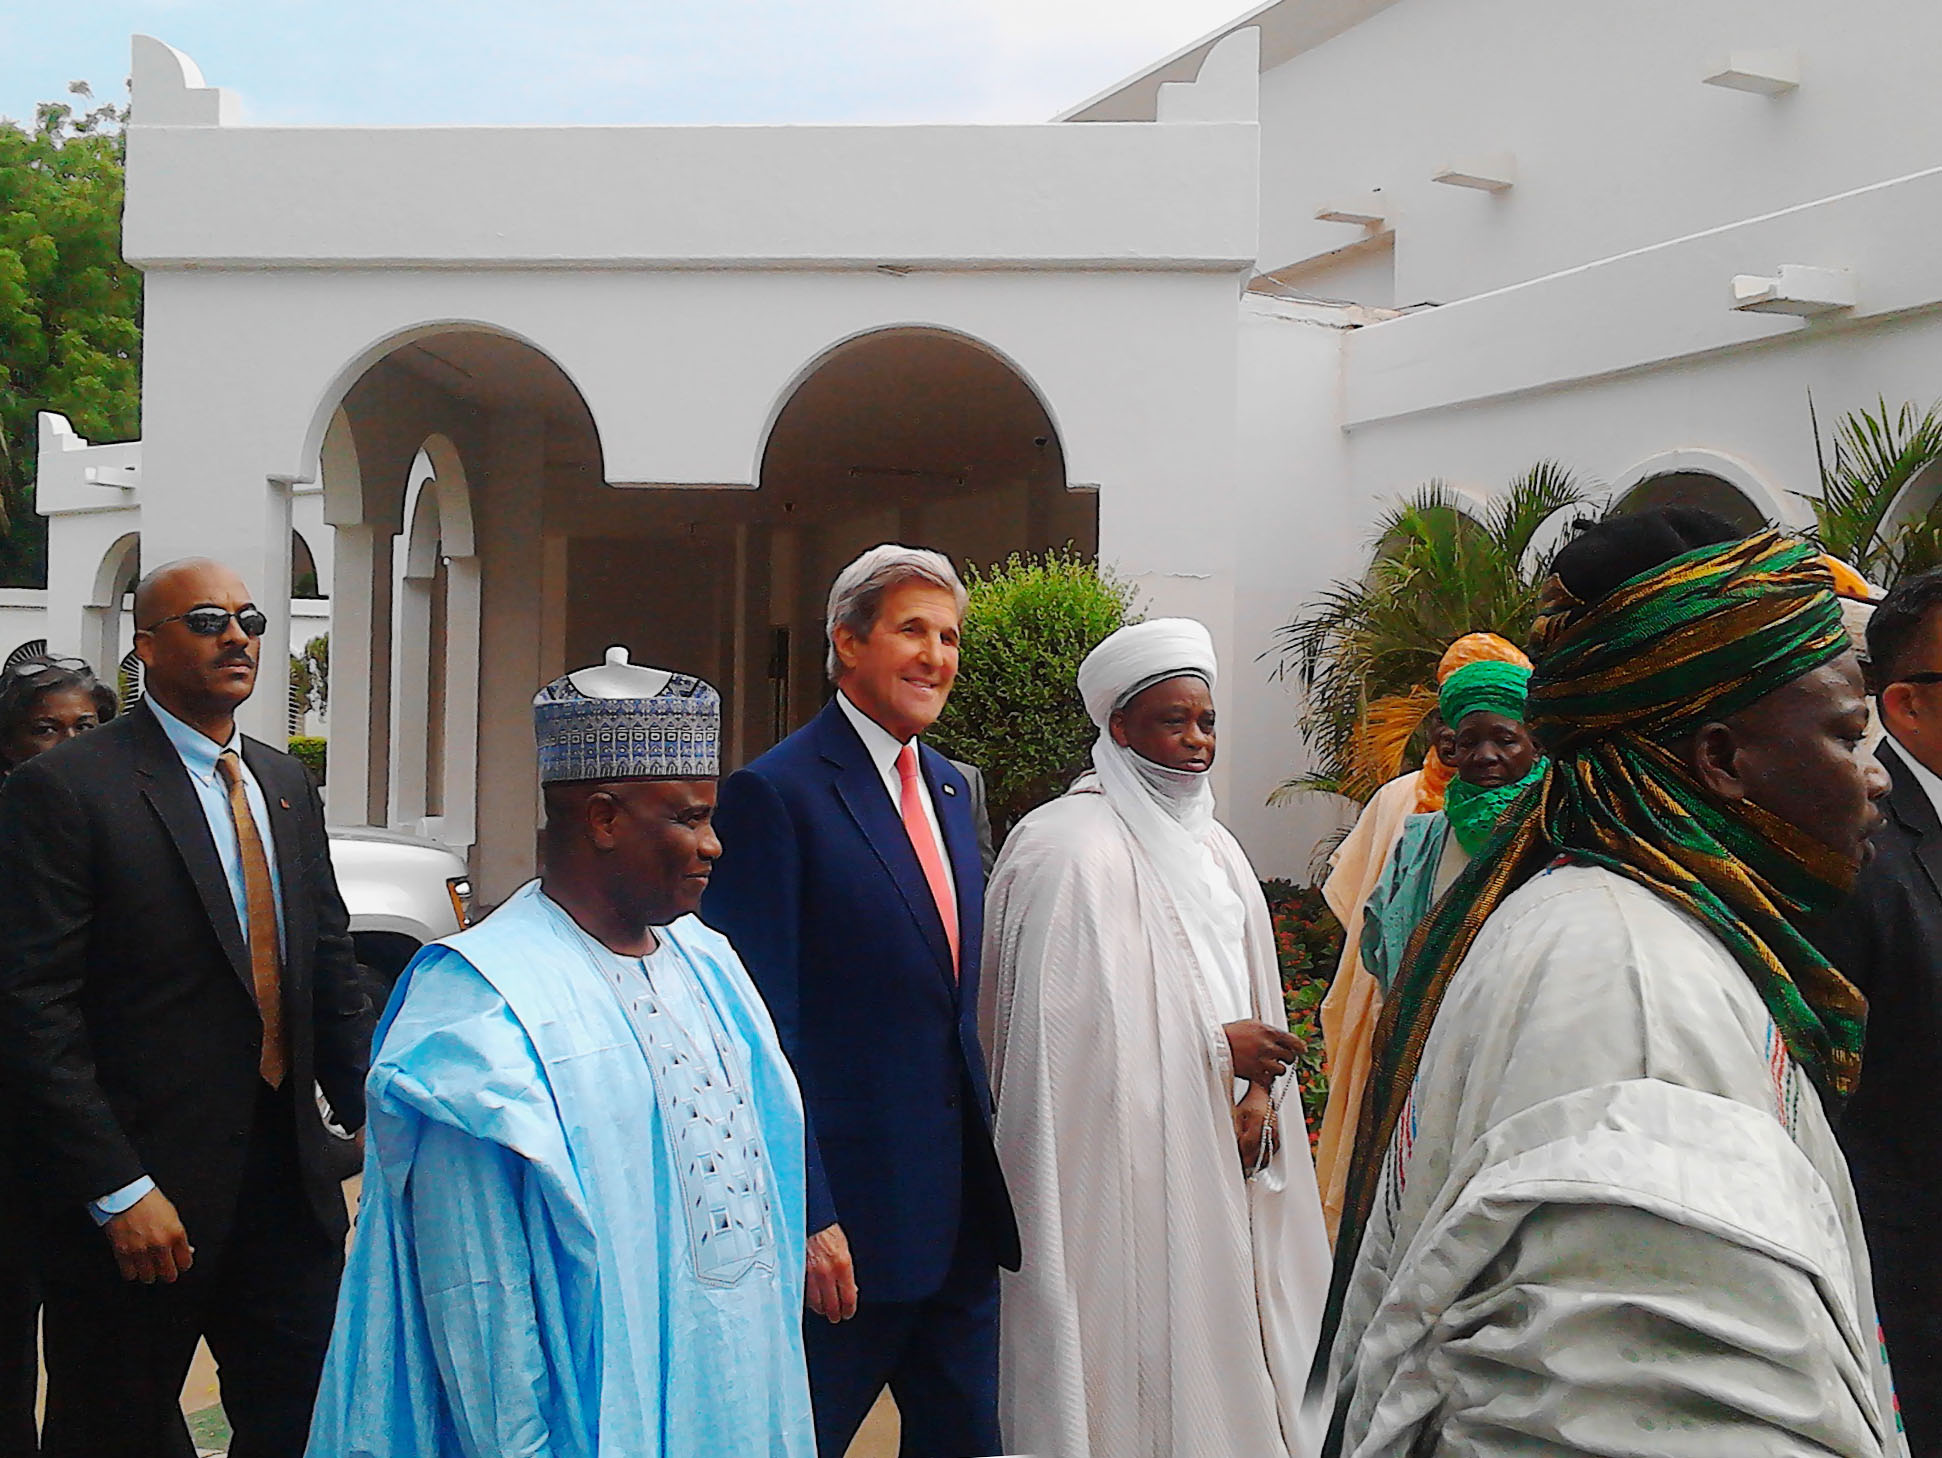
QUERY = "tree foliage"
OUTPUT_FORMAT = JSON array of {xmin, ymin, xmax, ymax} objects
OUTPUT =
[
  {"xmin": 290, "ymin": 634, "xmax": 330, "ymax": 721},
  {"xmin": 1803, "ymin": 395, "xmax": 1942, "ymax": 589},
  {"xmin": 0, "ymin": 83, "xmax": 140, "ymax": 585},
  {"xmin": 1271, "ymin": 462, "xmax": 1597, "ymax": 807},
  {"xmin": 928, "ymin": 547, "xmax": 1139, "ymax": 837}
]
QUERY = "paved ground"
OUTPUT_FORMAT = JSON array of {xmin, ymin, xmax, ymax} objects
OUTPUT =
[
  {"xmin": 849, "ymin": 1392, "xmax": 898, "ymax": 1457},
  {"xmin": 181, "ymin": 1352, "xmax": 899, "ymax": 1455}
]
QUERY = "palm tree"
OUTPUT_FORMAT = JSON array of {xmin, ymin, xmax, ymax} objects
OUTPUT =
[
  {"xmin": 1804, "ymin": 395, "xmax": 1942, "ymax": 589},
  {"xmin": 1272, "ymin": 462, "xmax": 1596, "ymax": 807}
]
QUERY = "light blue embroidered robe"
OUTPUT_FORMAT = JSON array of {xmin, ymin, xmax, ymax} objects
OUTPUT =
[{"xmin": 307, "ymin": 881, "xmax": 813, "ymax": 1458}]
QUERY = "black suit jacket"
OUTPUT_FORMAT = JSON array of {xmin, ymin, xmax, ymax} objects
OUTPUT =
[
  {"xmin": 1817, "ymin": 738, "xmax": 1942, "ymax": 1225},
  {"xmin": 0, "ymin": 702, "xmax": 370, "ymax": 1264}
]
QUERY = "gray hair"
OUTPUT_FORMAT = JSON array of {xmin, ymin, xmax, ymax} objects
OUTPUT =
[{"xmin": 825, "ymin": 544, "xmax": 968, "ymax": 681}]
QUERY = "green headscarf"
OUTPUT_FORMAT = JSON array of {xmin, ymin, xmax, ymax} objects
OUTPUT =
[
  {"xmin": 1316, "ymin": 532, "xmax": 1864, "ymax": 1426},
  {"xmin": 1438, "ymin": 660, "xmax": 1542, "ymax": 854},
  {"xmin": 1437, "ymin": 659, "xmax": 1531, "ymax": 731},
  {"xmin": 1442, "ymin": 759, "xmax": 1545, "ymax": 855}
]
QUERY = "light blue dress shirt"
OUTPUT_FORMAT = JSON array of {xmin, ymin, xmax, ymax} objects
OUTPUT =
[{"xmin": 90, "ymin": 698, "xmax": 286, "ymax": 1223}]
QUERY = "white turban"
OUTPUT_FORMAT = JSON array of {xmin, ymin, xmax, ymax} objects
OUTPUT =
[
  {"xmin": 1076, "ymin": 619, "xmax": 1252, "ymax": 1025},
  {"xmin": 1077, "ymin": 618, "xmax": 1219, "ymax": 729}
]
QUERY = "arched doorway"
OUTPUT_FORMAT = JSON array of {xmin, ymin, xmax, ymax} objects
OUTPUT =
[
  {"xmin": 745, "ymin": 327, "xmax": 1094, "ymax": 759},
  {"xmin": 313, "ymin": 326, "xmax": 601, "ymax": 893},
  {"xmin": 311, "ymin": 322, "xmax": 1093, "ymax": 899},
  {"xmin": 85, "ymin": 533, "xmax": 141, "ymax": 684},
  {"xmin": 292, "ymin": 531, "xmax": 324, "ymax": 599},
  {"xmin": 1612, "ymin": 471, "xmax": 1769, "ymax": 532},
  {"xmin": 388, "ymin": 437, "xmax": 480, "ymax": 847}
]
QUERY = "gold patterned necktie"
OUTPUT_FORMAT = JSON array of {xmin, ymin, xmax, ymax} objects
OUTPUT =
[{"xmin": 216, "ymin": 751, "xmax": 286, "ymax": 1088}]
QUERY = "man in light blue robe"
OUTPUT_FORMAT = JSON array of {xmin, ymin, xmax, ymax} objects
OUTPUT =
[{"xmin": 308, "ymin": 648, "xmax": 814, "ymax": 1458}]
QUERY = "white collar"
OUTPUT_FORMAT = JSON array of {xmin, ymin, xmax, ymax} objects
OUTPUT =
[
  {"xmin": 835, "ymin": 690, "xmax": 916, "ymax": 775},
  {"xmin": 145, "ymin": 696, "xmax": 240, "ymax": 782},
  {"xmin": 1887, "ymin": 732, "xmax": 1942, "ymax": 826}
]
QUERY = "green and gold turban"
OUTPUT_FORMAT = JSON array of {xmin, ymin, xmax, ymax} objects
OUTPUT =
[
  {"xmin": 1318, "ymin": 531, "xmax": 1866, "ymax": 1401},
  {"xmin": 1437, "ymin": 659, "xmax": 1531, "ymax": 728}
]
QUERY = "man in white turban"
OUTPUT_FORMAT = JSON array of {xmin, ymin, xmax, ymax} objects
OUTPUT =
[{"xmin": 982, "ymin": 618, "xmax": 1331, "ymax": 1458}]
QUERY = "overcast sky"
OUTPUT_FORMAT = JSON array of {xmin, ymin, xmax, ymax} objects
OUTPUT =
[{"xmin": 2, "ymin": 0, "xmax": 1250, "ymax": 130}]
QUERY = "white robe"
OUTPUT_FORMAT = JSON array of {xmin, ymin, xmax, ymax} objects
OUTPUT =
[
  {"xmin": 1331, "ymin": 862, "xmax": 1908, "ymax": 1458},
  {"xmin": 983, "ymin": 780, "xmax": 1332, "ymax": 1458}
]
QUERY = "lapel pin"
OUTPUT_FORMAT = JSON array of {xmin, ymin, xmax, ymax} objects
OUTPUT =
[
  {"xmin": 279, "ymin": 798, "xmax": 291, "ymax": 810},
  {"xmin": 943, "ymin": 783, "xmax": 957, "ymax": 796}
]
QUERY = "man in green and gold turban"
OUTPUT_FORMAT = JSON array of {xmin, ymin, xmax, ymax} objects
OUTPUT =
[
  {"xmin": 1356, "ymin": 658, "xmax": 1546, "ymax": 995},
  {"xmin": 1320, "ymin": 509, "xmax": 1906, "ymax": 1457}
]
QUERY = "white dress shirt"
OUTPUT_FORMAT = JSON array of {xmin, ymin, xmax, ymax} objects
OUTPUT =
[{"xmin": 835, "ymin": 691, "xmax": 956, "ymax": 908}]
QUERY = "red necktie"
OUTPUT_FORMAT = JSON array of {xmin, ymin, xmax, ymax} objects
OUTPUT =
[{"xmin": 897, "ymin": 744, "xmax": 958, "ymax": 976}]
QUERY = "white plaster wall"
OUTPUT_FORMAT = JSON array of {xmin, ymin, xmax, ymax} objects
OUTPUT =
[
  {"xmin": 0, "ymin": 592, "xmax": 49, "ymax": 660},
  {"xmin": 133, "ymin": 265, "xmax": 1256, "ymax": 745},
  {"xmin": 1221, "ymin": 298, "xmax": 1359, "ymax": 880},
  {"xmin": 1346, "ymin": 306, "xmax": 1942, "ymax": 541},
  {"xmin": 1255, "ymin": 0, "xmax": 1942, "ymax": 301},
  {"xmin": 134, "ymin": 268, "xmax": 1254, "ymax": 505},
  {"xmin": 1341, "ymin": 163, "xmax": 1942, "ymax": 525},
  {"xmin": 125, "ymin": 123, "xmax": 1258, "ymax": 278},
  {"xmin": 292, "ymin": 487, "xmax": 334, "ymax": 592}
]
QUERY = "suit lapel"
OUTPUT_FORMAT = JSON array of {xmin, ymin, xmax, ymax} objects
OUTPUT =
[
  {"xmin": 816, "ymin": 704, "xmax": 956, "ymax": 989},
  {"xmin": 1882, "ymin": 740, "xmax": 1942, "ymax": 902},
  {"xmin": 131, "ymin": 706, "xmax": 253, "ymax": 995}
]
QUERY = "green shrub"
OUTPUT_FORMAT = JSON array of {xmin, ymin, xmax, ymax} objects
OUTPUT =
[
  {"xmin": 930, "ymin": 548, "xmax": 1138, "ymax": 837},
  {"xmin": 1261, "ymin": 878, "xmax": 1344, "ymax": 1146},
  {"xmin": 289, "ymin": 736, "xmax": 327, "ymax": 784}
]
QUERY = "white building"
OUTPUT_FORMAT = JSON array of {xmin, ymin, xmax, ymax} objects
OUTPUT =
[
  {"xmin": 26, "ymin": 411, "xmax": 333, "ymax": 730},
  {"xmin": 29, "ymin": 1, "xmax": 1942, "ymax": 895}
]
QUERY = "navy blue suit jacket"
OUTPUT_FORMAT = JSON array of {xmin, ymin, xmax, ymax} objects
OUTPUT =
[{"xmin": 704, "ymin": 699, "xmax": 1019, "ymax": 1303}]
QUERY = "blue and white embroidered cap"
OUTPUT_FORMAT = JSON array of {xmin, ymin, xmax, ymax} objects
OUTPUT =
[{"xmin": 533, "ymin": 646, "xmax": 721, "ymax": 783}]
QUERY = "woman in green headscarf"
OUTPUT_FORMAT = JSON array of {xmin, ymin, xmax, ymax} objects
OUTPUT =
[{"xmin": 1356, "ymin": 659, "xmax": 1544, "ymax": 995}]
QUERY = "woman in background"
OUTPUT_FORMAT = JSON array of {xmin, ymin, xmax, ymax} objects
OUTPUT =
[{"xmin": 0, "ymin": 654, "xmax": 116, "ymax": 1455}]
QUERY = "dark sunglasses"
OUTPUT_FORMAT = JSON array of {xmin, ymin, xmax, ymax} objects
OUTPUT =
[
  {"xmin": 2, "ymin": 654, "xmax": 89, "ymax": 679},
  {"xmin": 146, "ymin": 606, "xmax": 269, "ymax": 639}
]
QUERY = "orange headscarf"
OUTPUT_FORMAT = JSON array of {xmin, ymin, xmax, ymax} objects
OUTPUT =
[{"xmin": 1415, "ymin": 632, "xmax": 1534, "ymax": 811}]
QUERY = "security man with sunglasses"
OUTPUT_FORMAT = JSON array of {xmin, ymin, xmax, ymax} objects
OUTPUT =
[
  {"xmin": 0, "ymin": 558, "xmax": 371, "ymax": 1458},
  {"xmin": 1814, "ymin": 567, "xmax": 1942, "ymax": 1458}
]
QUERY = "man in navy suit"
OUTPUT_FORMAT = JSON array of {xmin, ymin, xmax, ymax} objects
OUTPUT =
[{"xmin": 705, "ymin": 544, "xmax": 1019, "ymax": 1458}]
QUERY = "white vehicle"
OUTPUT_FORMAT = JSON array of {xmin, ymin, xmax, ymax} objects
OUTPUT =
[
  {"xmin": 319, "ymin": 826, "xmax": 472, "ymax": 1175},
  {"xmin": 326, "ymin": 825, "xmax": 473, "ymax": 1002}
]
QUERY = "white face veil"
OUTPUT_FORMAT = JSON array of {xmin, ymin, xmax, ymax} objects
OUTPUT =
[{"xmin": 1076, "ymin": 619, "xmax": 1252, "ymax": 1025}]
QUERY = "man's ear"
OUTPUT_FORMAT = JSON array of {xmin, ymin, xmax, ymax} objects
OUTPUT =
[
  {"xmin": 830, "ymin": 622, "xmax": 865, "ymax": 677},
  {"xmin": 1108, "ymin": 708, "xmax": 1131, "ymax": 749},
  {"xmin": 1685, "ymin": 721, "xmax": 1748, "ymax": 803},
  {"xmin": 1879, "ymin": 681, "xmax": 1918, "ymax": 739},
  {"xmin": 585, "ymin": 790, "xmax": 623, "ymax": 851},
  {"xmin": 132, "ymin": 629, "xmax": 154, "ymax": 671},
  {"xmin": 1433, "ymin": 725, "xmax": 1458, "ymax": 768}
]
